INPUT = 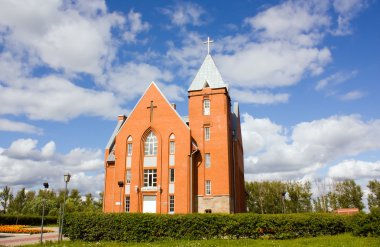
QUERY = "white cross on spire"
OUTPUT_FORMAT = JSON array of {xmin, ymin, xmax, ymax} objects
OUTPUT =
[{"xmin": 203, "ymin": 36, "xmax": 214, "ymax": 55}]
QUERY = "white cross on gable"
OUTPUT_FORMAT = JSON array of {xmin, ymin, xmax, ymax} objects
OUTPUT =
[{"xmin": 203, "ymin": 36, "xmax": 214, "ymax": 55}]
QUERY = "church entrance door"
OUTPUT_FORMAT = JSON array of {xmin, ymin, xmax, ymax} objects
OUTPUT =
[{"xmin": 143, "ymin": 195, "xmax": 156, "ymax": 213}]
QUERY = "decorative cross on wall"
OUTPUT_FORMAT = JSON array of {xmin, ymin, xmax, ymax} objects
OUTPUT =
[{"xmin": 147, "ymin": 100, "xmax": 157, "ymax": 123}]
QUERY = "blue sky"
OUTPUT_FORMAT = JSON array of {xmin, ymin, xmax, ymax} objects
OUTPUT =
[{"xmin": 0, "ymin": 0, "xmax": 379, "ymax": 202}]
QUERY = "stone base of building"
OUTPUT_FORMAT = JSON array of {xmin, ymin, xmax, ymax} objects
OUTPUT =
[{"xmin": 195, "ymin": 195, "xmax": 231, "ymax": 213}]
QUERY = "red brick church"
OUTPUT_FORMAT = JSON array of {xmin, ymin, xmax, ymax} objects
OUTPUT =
[{"xmin": 103, "ymin": 40, "xmax": 246, "ymax": 214}]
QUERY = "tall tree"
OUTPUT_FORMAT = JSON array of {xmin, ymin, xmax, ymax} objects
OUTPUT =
[
  {"xmin": 335, "ymin": 179, "xmax": 364, "ymax": 210},
  {"xmin": 0, "ymin": 186, "xmax": 13, "ymax": 213},
  {"xmin": 8, "ymin": 188, "xmax": 27, "ymax": 214},
  {"xmin": 367, "ymin": 179, "xmax": 380, "ymax": 210}
]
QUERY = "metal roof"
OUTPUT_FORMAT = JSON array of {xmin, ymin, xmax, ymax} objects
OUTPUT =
[{"xmin": 188, "ymin": 54, "xmax": 228, "ymax": 91}]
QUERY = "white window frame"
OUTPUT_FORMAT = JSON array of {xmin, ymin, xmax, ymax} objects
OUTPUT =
[
  {"xmin": 169, "ymin": 141, "xmax": 175, "ymax": 154},
  {"xmin": 126, "ymin": 170, "xmax": 131, "ymax": 184},
  {"xmin": 169, "ymin": 195, "xmax": 175, "ymax": 213},
  {"xmin": 205, "ymin": 153, "xmax": 211, "ymax": 168},
  {"xmin": 203, "ymin": 99, "xmax": 210, "ymax": 115},
  {"xmin": 144, "ymin": 132, "xmax": 157, "ymax": 156},
  {"xmin": 169, "ymin": 168, "xmax": 175, "ymax": 183},
  {"xmin": 205, "ymin": 180, "xmax": 211, "ymax": 195},
  {"xmin": 127, "ymin": 143, "xmax": 132, "ymax": 156},
  {"xmin": 204, "ymin": 127, "xmax": 210, "ymax": 141},
  {"xmin": 144, "ymin": 169, "xmax": 157, "ymax": 187},
  {"xmin": 125, "ymin": 196, "xmax": 130, "ymax": 213}
]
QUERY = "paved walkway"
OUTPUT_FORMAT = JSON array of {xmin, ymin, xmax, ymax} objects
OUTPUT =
[{"xmin": 0, "ymin": 227, "xmax": 66, "ymax": 246}]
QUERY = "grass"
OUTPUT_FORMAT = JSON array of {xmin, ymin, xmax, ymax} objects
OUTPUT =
[{"xmin": 26, "ymin": 234, "xmax": 380, "ymax": 247}]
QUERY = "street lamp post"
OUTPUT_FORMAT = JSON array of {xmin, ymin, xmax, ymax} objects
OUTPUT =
[
  {"xmin": 118, "ymin": 181, "xmax": 124, "ymax": 212},
  {"xmin": 40, "ymin": 182, "xmax": 49, "ymax": 244},
  {"xmin": 281, "ymin": 192, "xmax": 286, "ymax": 214},
  {"xmin": 59, "ymin": 173, "xmax": 71, "ymax": 241}
]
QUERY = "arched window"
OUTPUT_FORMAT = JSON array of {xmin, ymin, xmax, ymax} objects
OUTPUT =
[
  {"xmin": 127, "ymin": 136, "xmax": 133, "ymax": 156},
  {"xmin": 144, "ymin": 132, "xmax": 157, "ymax": 156}
]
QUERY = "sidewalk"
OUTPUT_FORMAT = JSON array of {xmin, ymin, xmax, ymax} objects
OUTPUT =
[{"xmin": 0, "ymin": 227, "xmax": 65, "ymax": 246}]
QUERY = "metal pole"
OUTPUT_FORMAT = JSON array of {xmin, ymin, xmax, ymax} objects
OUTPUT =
[
  {"xmin": 59, "ymin": 181, "xmax": 68, "ymax": 241},
  {"xmin": 40, "ymin": 198, "xmax": 45, "ymax": 244},
  {"xmin": 119, "ymin": 187, "xmax": 122, "ymax": 212}
]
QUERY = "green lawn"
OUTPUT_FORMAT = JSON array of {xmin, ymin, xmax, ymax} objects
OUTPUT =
[{"xmin": 29, "ymin": 234, "xmax": 380, "ymax": 247}]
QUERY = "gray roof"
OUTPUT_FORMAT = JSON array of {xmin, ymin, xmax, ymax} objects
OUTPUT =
[
  {"xmin": 105, "ymin": 118, "xmax": 125, "ymax": 150},
  {"xmin": 188, "ymin": 54, "xmax": 228, "ymax": 91}
]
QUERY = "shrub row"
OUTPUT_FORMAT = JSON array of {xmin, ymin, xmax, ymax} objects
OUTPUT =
[
  {"xmin": 350, "ymin": 209, "xmax": 380, "ymax": 237},
  {"xmin": 64, "ymin": 213, "xmax": 351, "ymax": 242},
  {"xmin": 0, "ymin": 215, "xmax": 58, "ymax": 226}
]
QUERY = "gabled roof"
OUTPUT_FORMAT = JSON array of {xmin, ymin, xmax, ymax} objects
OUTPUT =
[
  {"xmin": 188, "ymin": 54, "xmax": 228, "ymax": 91},
  {"xmin": 105, "ymin": 118, "xmax": 125, "ymax": 149}
]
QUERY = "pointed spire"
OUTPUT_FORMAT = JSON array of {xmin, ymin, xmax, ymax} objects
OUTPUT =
[{"xmin": 188, "ymin": 54, "xmax": 228, "ymax": 91}]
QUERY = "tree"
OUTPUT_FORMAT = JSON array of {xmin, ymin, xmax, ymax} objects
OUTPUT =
[
  {"xmin": 368, "ymin": 179, "xmax": 380, "ymax": 210},
  {"xmin": 0, "ymin": 186, "xmax": 13, "ymax": 213},
  {"xmin": 286, "ymin": 181, "xmax": 312, "ymax": 213},
  {"xmin": 8, "ymin": 188, "xmax": 27, "ymax": 214},
  {"xmin": 332, "ymin": 179, "xmax": 364, "ymax": 210}
]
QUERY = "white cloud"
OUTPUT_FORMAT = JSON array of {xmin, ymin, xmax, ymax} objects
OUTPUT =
[
  {"xmin": 0, "ymin": 138, "xmax": 104, "ymax": 195},
  {"xmin": 242, "ymin": 114, "xmax": 380, "ymax": 181},
  {"xmin": 332, "ymin": 0, "xmax": 367, "ymax": 35},
  {"xmin": 0, "ymin": 76, "xmax": 125, "ymax": 121},
  {"xmin": 231, "ymin": 89, "xmax": 289, "ymax": 105},
  {"xmin": 161, "ymin": 2, "xmax": 206, "ymax": 27},
  {"xmin": 123, "ymin": 10, "xmax": 150, "ymax": 43},
  {"xmin": 315, "ymin": 70, "xmax": 358, "ymax": 91},
  {"xmin": 340, "ymin": 90, "xmax": 365, "ymax": 101},
  {"xmin": 328, "ymin": 160, "xmax": 380, "ymax": 179},
  {"xmin": 0, "ymin": 0, "xmax": 124, "ymax": 76},
  {"xmin": 0, "ymin": 118, "xmax": 42, "ymax": 134}
]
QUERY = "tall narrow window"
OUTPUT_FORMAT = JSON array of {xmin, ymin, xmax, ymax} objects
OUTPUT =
[
  {"xmin": 169, "ymin": 168, "xmax": 175, "ymax": 183},
  {"xmin": 125, "ymin": 196, "xmax": 130, "ymax": 213},
  {"xmin": 127, "ymin": 136, "xmax": 133, "ymax": 156},
  {"xmin": 205, "ymin": 180, "xmax": 211, "ymax": 195},
  {"xmin": 144, "ymin": 169, "xmax": 157, "ymax": 187},
  {"xmin": 204, "ymin": 127, "xmax": 210, "ymax": 141},
  {"xmin": 145, "ymin": 132, "xmax": 157, "ymax": 156},
  {"xmin": 126, "ymin": 170, "xmax": 131, "ymax": 184},
  {"xmin": 169, "ymin": 195, "xmax": 175, "ymax": 213},
  {"xmin": 205, "ymin": 153, "xmax": 211, "ymax": 168},
  {"xmin": 169, "ymin": 141, "xmax": 175, "ymax": 154},
  {"xmin": 203, "ymin": 99, "xmax": 210, "ymax": 115},
  {"xmin": 127, "ymin": 143, "xmax": 132, "ymax": 156}
]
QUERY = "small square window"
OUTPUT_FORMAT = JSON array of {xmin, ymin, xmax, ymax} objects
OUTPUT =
[
  {"xmin": 125, "ymin": 196, "xmax": 130, "ymax": 212},
  {"xmin": 144, "ymin": 169, "xmax": 157, "ymax": 187},
  {"xmin": 169, "ymin": 195, "xmax": 175, "ymax": 213},
  {"xmin": 169, "ymin": 168, "xmax": 175, "ymax": 183},
  {"xmin": 203, "ymin": 99, "xmax": 210, "ymax": 115},
  {"xmin": 204, "ymin": 127, "xmax": 210, "ymax": 141},
  {"xmin": 205, "ymin": 153, "xmax": 211, "ymax": 168},
  {"xmin": 205, "ymin": 180, "xmax": 211, "ymax": 195},
  {"xmin": 126, "ymin": 170, "xmax": 131, "ymax": 184}
]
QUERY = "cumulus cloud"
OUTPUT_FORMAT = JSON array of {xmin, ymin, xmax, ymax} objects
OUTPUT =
[
  {"xmin": 0, "ymin": 139, "xmax": 103, "ymax": 195},
  {"xmin": 332, "ymin": 0, "xmax": 368, "ymax": 35},
  {"xmin": 231, "ymin": 89, "xmax": 289, "ymax": 105},
  {"xmin": 328, "ymin": 160, "xmax": 380, "ymax": 179},
  {"xmin": 242, "ymin": 114, "xmax": 380, "ymax": 181},
  {"xmin": 0, "ymin": 76, "xmax": 125, "ymax": 121},
  {"xmin": 123, "ymin": 10, "xmax": 150, "ymax": 43},
  {"xmin": 161, "ymin": 2, "xmax": 207, "ymax": 27},
  {"xmin": 0, "ymin": 118, "xmax": 42, "ymax": 134}
]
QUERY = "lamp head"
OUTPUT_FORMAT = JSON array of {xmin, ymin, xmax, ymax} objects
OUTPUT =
[
  {"xmin": 118, "ymin": 181, "xmax": 124, "ymax": 187},
  {"xmin": 43, "ymin": 182, "xmax": 49, "ymax": 189},
  {"xmin": 64, "ymin": 173, "xmax": 71, "ymax": 183}
]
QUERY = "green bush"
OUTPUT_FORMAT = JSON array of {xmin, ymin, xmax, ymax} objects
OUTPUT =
[
  {"xmin": 64, "ymin": 213, "xmax": 352, "ymax": 242},
  {"xmin": 0, "ymin": 215, "xmax": 58, "ymax": 226},
  {"xmin": 351, "ymin": 209, "xmax": 380, "ymax": 237}
]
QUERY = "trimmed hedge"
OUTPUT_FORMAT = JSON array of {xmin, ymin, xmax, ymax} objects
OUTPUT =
[
  {"xmin": 64, "ymin": 213, "xmax": 351, "ymax": 242},
  {"xmin": 350, "ymin": 209, "xmax": 380, "ymax": 237},
  {"xmin": 0, "ymin": 215, "xmax": 58, "ymax": 226}
]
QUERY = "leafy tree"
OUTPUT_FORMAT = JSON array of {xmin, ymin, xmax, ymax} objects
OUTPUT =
[
  {"xmin": 0, "ymin": 186, "xmax": 13, "ymax": 213},
  {"xmin": 367, "ymin": 179, "xmax": 380, "ymax": 210},
  {"xmin": 286, "ymin": 181, "xmax": 312, "ymax": 213},
  {"xmin": 8, "ymin": 188, "xmax": 27, "ymax": 214}
]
